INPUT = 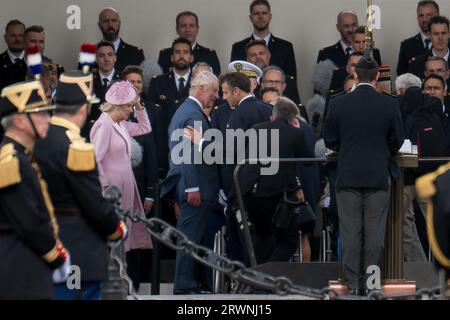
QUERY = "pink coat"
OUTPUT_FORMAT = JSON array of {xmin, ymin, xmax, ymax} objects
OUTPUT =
[{"xmin": 90, "ymin": 109, "xmax": 153, "ymax": 251}]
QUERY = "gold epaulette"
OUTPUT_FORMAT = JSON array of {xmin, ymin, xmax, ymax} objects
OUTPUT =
[
  {"xmin": 0, "ymin": 143, "xmax": 21, "ymax": 188},
  {"xmin": 416, "ymin": 161, "xmax": 450, "ymax": 200},
  {"xmin": 66, "ymin": 131, "xmax": 96, "ymax": 172}
]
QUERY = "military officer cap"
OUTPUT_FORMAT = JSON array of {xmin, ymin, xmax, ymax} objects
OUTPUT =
[
  {"xmin": 54, "ymin": 71, "xmax": 100, "ymax": 106},
  {"xmin": 0, "ymin": 80, "xmax": 55, "ymax": 118},
  {"xmin": 377, "ymin": 66, "xmax": 392, "ymax": 82},
  {"xmin": 355, "ymin": 56, "xmax": 379, "ymax": 70},
  {"xmin": 228, "ymin": 60, "xmax": 262, "ymax": 81}
]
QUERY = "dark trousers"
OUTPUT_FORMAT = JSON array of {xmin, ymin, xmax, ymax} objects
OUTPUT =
[
  {"xmin": 173, "ymin": 185, "xmax": 215, "ymax": 291},
  {"xmin": 245, "ymin": 193, "xmax": 299, "ymax": 264},
  {"xmin": 336, "ymin": 186, "xmax": 390, "ymax": 290},
  {"xmin": 126, "ymin": 249, "xmax": 152, "ymax": 291}
]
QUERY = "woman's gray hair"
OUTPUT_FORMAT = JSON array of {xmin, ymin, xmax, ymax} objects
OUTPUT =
[
  {"xmin": 272, "ymin": 96, "xmax": 300, "ymax": 122},
  {"xmin": 189, "ymin": 71, "xmax": 217, "ymax": 95},
  {"xmin": 395, "ymin": 73, "xmax": 422, "ymax": 91}
]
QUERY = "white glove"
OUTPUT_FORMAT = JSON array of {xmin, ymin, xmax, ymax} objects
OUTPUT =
[
  {"xmin": 52, "ymin": 254, "xmax": 71, "ymax": 283},
  {"xmin": 324, "ymin": 196, "xmax": 331, "ymax": 208},
  {"xmin": 218, "ymin": 189, "xmax": 228, "ymax": 207},
  {"xmin": 107, "ymin": 221, "xmax": 128, "ymax": 249}
]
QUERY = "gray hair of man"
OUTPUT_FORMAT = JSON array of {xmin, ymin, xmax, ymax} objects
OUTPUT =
[
  {"xmin": 262, "ymin": 65, "xmax": 286, "ymax": 83},
  {"xmin": 395, "ymin": 73, "xmax": 422, "ymax": 92},
  {"xmin": 272, "ymin": 96, "xmax": 300, "ymax": 122},
  {"xmin": 192, "ymin": 62, "xmax": 213, "ymax": 74},
  {"xmin": 0, "ymin": 114, "xmax": 15, "ymax": 131},
  {"xmin": 189, "ymin": 70, "xmax": 217, "ymax": 95}
]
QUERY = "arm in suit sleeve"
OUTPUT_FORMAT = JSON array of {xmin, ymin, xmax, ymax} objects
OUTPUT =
[
  {"xmin": 374, "ymin": 49, "xmax": 382, "ymax": 66},
  {"xmin": 144, "ymin": 131, "xmax": 159, "ymax": 199},
  {"xmin": 0, "ymin": 167, "xmax": 65, "ymax": 269},
  {"xmin": 147, "ymin": 77, "xmax": 158, "ymax": 104},
  {"xmin": 396, "ymin": 42, "xmax": 408, "ymax": 76},
  {"xmin": 138, "ymin": 48, "xmax": 145, "ymax": 64},
  {"xmin": 387, "ymin": 104, "xmax": 405, "ymax": 155},
  {"xmin": 123, "ymin": 108, "xmax": 151, "ymax": 136},
  {"xmin": 323, "ymin": 100, "xmax": 340, "ymax": 151},
  {"xmin": 284, "ymin": 42, "xmax": 297, "ymax": 79},
  {"xmin": 65, "ymin": 164, "xmax": 121, "ymax": 239},
  {"xmin": 91, "ymin": 121, "xmax": 112, "ymax": 187},
  {"xmin": 295, "ymin": 127, "xmax": 315, "ymax": 159},
  {"xmin": 210, "ymin": 50, "xmax": 221, "ymax": 76}
]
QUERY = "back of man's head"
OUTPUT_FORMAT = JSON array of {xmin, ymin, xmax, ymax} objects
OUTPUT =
[
  {"xmin": 272, "ymin": 97, "xmax": 299, "ymax": 122},
  {"xmin": 354, "ymin": 56, "xmax": 379, "ymax": 82},
  {"xmin": 395, "ymin": 73, "xmax": 422, "ymax": 94}
]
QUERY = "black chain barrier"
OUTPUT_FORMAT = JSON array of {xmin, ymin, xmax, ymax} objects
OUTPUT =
[{"xmin": 116, "ymin": 212, "xmax": 447, "ymax": 301}]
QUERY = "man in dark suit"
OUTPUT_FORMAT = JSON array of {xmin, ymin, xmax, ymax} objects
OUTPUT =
[
  {"xmin": 230, "ymin": 0, "xmax": 297, "ymax": 79},
  {"xmin": 317, "ymin": 10, "xmax": 358, "ymax": 68},
  {"xmin": 246, "ymin": 40, "xmax": 301, "ymax": 104},
  {"xmin": 0, "ymin": 20, "xmax": 26, "ymax": 90},
  {"xmin": 0, "ymin": 80, "xmax": 70, "ymax": 299},
  {"xmin": 408, "ymin": 15, "xmax": 450, "ymax": 79},
  {"xmin": 34, "ymin": 71, "xmax": 127, "ymax": 300},
  {"xmin": 158, "ymin": 11, "xmax": 220, "ymax": 76},
  {"xmin": 397, "ymin": 1, "xmax": 440, "ymax": 75},
  {"xmin": 148, "ymin": 37, "xmax": 193, "ymax": 178},
  {"xmin": 161, "ymin": 71, "xmax": 220, "ymax": 294},
  {"xmin": 82, "ymin": 41, "xmax": 120, "ymax": 138},
  {"xmin": 324, "ymin": 57, "xmax": 404, "ymax": 294},
  {"xmin": 97, "ymin": 7, "xmax": 145, "ymax": 73},
  {"xmin": 235, "ymin": 97, "xmax": 313, "ymax": 264}
]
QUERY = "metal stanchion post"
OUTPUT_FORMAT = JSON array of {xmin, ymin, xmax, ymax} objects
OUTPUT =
[{"xmin": 151, "ymin": 183, "xmax": 161, "ymax": 295}]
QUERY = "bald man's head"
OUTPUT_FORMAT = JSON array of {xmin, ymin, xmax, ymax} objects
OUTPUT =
[
  {"xmin": 336, "ymin": 11, "xmax": 358, "ymax": 45},
  {"xmin": 98, "ymin": 8, "xmax": 121, "ymax": 42}
]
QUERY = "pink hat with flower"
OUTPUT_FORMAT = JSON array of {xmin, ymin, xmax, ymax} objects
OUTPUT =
[{"xmin": 105, "ymin": 81, "xmax": 137, "ymax": 105}]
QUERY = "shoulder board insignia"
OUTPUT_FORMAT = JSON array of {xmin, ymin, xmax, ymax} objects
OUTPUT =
[
  {"xmin": 65, "ymin": 131, "xmax": 95, "ymax": 172},
  {"xmin": 159, "ymin": 95, "xmax": 166, "ymax": 100},
  {"xmin": 0, "ymin": 143, "xmax": 21, "ymax": 188},
  {"xmin": 416, "ymin": 162, "xmax": 450, "ymax": 200}
]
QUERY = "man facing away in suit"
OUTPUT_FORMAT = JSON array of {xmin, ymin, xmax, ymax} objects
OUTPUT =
[
  {"xmin": 324, "ymin": 56, "xmax": 404, "ymax": 295},
  {"xmin": 161, "ymin": 71, "xmax": 220, "ymax": 294}
]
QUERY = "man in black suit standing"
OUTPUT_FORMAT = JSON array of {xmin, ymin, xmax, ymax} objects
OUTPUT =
[
  {"xmin": 158, "ymin": 11, "xmax": 220, "ymax": 76},
  {"xmin": 148, "ymin": 37, "xmax": 193, "ymax": 178},
  {"xmin": 317, "ymin": 11, "xmax": 358, "ymax": 68},
  {"xmin": 324, "ymin": 57, "xmax": 404, "ymax": 294},
  {"xmin": 230, "ymin": 0, "xmax": 297, "ymax": 80},
  {"xmin": 0, "ymin": 20, "xmax": 26, "ymax": 90},
  {"xmin": 408, "ymin": 15, "xmax": 450, "ymax": 79},
  {"xmin": 397, "ymin": 1, "xmax": 440, "ymax": 76},
  {"xmin": 98, "ymin": 7, "xmax": 145, "ymax": 73},
  {"xmin": 82, "ymin": 41, "xmax": 120, "ymax": 138},
  {"xmin": 424, "ymin": 56, "xmax": 450, "ymax": 96}
]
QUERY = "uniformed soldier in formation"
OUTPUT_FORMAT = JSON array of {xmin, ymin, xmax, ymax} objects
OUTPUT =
[
  {"xmin": 97, "ymin": 7, "xmax": 145, "ymax": 73},
  {"xmin": 0, "ymin": 20, "xmax": 26, "ymax": 91},
  {"xmin": 0, "ymin": 80, "xmax": 71, "ymax": 299},
  {"xmin": 397, "ymin": 1, "xmax": 440, "ymax": 75},
  {"xmin": 34, "ymin": 71, "xmax": 127, "ymax": 300},
  {"xmin": 317, "ymin": 10, "xmax": 358, "ymax": 68},
  {"xmin": 231, "ymin": 0, "xmax": 298, "ymax": 80},
  {"xmin": 158, "ymin": 11, "xmax": 221, "ymax": 76}
]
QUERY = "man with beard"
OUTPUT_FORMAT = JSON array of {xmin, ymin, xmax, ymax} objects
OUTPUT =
[
  {"xmin": 0, "ymin": 20, "xmax": 27, "ymax": 90},
  {"xmin": 230, "ymin": 0, "xmax": 297, "ymax": 80},
  {"xmin": 246, "ymin": 40, "xmax": 301, "ymax": 104},
  {"xmin": 317, "ymin": 10, "xmax": 359, "ymax": 68},
  {"xmin": 157, "ymin": 11, "xmax": 221, "ymax": 75},
  {"xmin": 97, "ymin": 7, "xmax": 144, "ymax": 73},
  {"xmin": 397, "ymin": 1, "xmax": 440, "ymax": 75}
]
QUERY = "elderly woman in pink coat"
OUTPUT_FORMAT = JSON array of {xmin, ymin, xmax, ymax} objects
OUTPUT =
[{"xmin": 90, "ymin": 81, "xmax": 152, "ymax": 252}]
